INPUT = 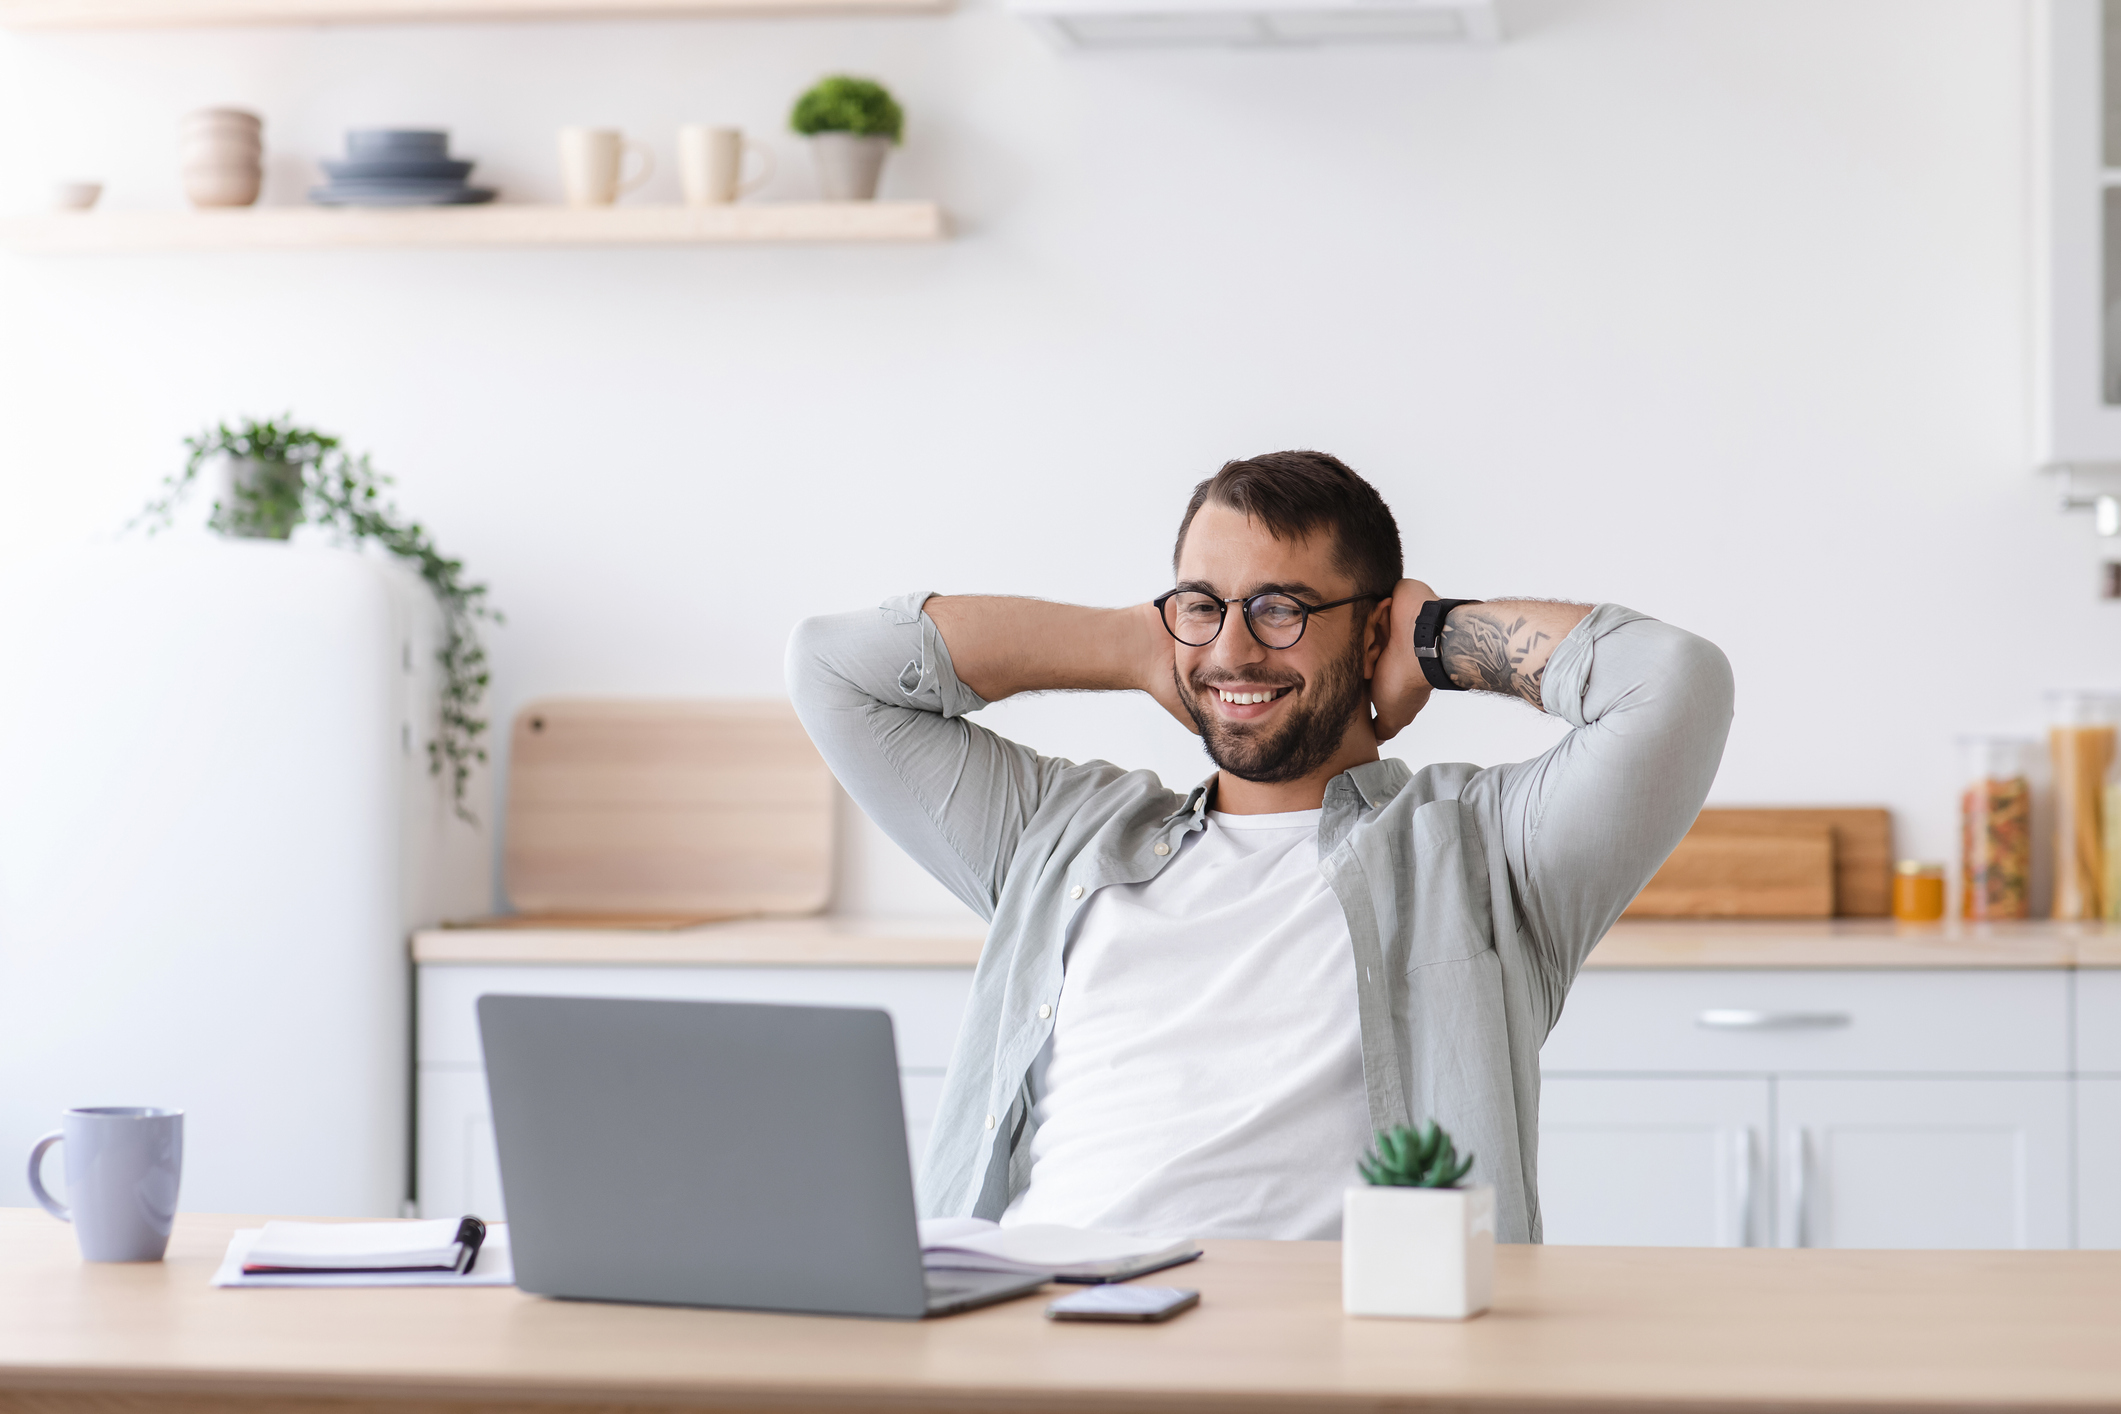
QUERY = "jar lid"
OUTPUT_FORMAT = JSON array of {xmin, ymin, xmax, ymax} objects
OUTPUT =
[{"xmin": 1895, "ymin": 860, "xmax": 1944, "ymax": 875}]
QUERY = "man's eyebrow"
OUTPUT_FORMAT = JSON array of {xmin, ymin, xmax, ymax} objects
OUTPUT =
[
  {"xmin": 1171, "ymin": 579, "xmax": 1327, "ymax": 601},
  {"xmin": 1251, "ymin": 580, "xmax": 1324, "ymax": 601}
]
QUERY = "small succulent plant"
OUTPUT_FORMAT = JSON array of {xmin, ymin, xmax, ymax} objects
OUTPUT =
[
  {"xmin": 790, "ymin": 76, "xmax": 905, "ymax": 144},
  {"xmin": 1358, "ymin": 1121, "xmax": 1474, "ymax": 1188}
]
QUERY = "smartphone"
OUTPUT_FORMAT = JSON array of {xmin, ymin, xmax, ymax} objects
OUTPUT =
[{"xmin": 1045, "ymin": 1285, "xmax": 1199, "ymax": 1323}]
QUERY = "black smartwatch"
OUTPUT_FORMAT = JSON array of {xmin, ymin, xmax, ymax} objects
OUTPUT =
[{"xmin": 1412, "ymin": 598, "xmax": 1483, "ymax": 693}]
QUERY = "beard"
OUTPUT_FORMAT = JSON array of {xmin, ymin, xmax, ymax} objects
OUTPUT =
[{"xmin": 1178, "ymin": 629, "xmax": 1369, "ymax": 785}]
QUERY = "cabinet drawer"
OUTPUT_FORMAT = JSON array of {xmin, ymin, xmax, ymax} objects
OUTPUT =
[
  {"xmin": 1541, "ymin": 970, "xmax": 2068, "ymax": 1075},
  {"xmin": 2077, "ymin": 971, "xmax": 2121, "ymax": 1072},
  {"xmin": 418, "ymin": 963, "xmax": 974, "ymax": 1070}
]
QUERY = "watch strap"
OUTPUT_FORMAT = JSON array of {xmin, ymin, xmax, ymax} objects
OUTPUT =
[{"xmin": 1413, "ymin": 598, "xmax": 1484, "ymax": 692}]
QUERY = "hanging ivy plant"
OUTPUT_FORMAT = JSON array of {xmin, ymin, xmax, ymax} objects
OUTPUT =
[{"xmin": 131, "ymin": 416, "xmax": 500, "ymax": 821}]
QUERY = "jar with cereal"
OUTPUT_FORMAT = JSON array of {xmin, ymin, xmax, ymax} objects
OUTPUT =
[{"xmin": 1960, "ymin": 736, "xmax": 2034, "ymax": 921}]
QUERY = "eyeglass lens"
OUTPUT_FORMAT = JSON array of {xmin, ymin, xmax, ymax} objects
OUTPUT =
[{"xmin": 1162, "ymin": 592, "xmax": 1311, "ymax": 649}]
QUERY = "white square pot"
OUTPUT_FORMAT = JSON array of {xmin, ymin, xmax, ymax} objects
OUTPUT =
[{"xmin": 1341, "ymin": 1184, "xmax": 1494, "ymax": 1320}]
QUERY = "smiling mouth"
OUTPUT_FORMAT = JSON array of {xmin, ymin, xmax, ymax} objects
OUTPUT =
[{"xmin": 1215, "ymin": 686, "xmax": 1296, "ymax": 706}]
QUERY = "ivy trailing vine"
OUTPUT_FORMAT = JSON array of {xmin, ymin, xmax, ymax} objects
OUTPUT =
[{"xmin": 132, "ymin": 417, "xmax": 500, "ymax": 821}]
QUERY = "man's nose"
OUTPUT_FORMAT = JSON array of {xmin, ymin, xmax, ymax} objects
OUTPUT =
[{"xmin": 1208, "ymin": 617, "xmax": 1270, "ymax": 672}]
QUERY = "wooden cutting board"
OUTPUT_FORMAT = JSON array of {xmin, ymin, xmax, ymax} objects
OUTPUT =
[
  {"xmin": 1623, "ymin": 822, "xmax": 1834, "ymax": 919},
  {"xmin": 1622, "ymin": 807, "xmax": 1894, "ymax": 919},
  {"xmin": 497, "ymin": 698, "xmax": 834, "ymax": 925}
]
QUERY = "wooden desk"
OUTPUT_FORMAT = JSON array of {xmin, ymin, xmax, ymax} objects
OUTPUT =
[{"xmin": 8, "ymin": 1212, "xmax": 2121, "ymax": 1412}]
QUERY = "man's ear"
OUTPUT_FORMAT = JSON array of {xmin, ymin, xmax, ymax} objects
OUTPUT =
[{"xmin": 1362, "ymin": 598, "xmax": 1393, "ymax": 680}]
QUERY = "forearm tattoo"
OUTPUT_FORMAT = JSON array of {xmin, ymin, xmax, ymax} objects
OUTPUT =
[{"xmin": 1439, "ymin": 608, "xmax": 1551, "ymax": 708}]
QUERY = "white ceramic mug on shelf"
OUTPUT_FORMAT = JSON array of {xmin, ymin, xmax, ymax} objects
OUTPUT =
[
  {"xmin": 28, "ymin": 1107, "xmax": 184, "ymax": 1262},
  {"xmin": 677, "ymin": 126, "xmax": 774, "ymax": 206},
  {"xmin": 559, "ymin": 128, "xmax": 653, "ymax": 207}
]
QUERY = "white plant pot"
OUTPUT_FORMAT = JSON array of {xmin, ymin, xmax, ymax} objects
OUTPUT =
[
  {"xmin": 1341, "ymin": 1184, "xmax": 1495, "ymax": 1320},
  {"xmin": 809, "ymin": 132, "xmax": 891, "ymax": 201}
]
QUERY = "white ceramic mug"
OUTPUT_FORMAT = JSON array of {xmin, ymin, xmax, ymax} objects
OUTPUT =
[
  {"xmin": 677, "ymin": 126, "xmax": 774, "ymax": 207},
  {"xmin": 559, "ymin": 128, "xmax": 653, "ymax": 207},
  {"xmin": 28, "ymin": 1107, "xmax": 184, "ymax": 1262}
]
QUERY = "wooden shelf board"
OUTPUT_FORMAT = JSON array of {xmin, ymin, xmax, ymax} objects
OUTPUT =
[
  {"xmin": 0, "ymin": 0, "xmax": 946, "ymax": 27},
  {"xmin": 0, "ymin": 201, "xmax": 946, "ymax": 253}
]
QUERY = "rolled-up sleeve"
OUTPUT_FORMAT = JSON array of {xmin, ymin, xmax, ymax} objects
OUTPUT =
[
  {"xmin": 785, "ymin": 593, "xmax": 1064, "ymax": 919},
  {"xmin": 1493, "ymin": 604, "xmax": 1735, "ymax": 980}
]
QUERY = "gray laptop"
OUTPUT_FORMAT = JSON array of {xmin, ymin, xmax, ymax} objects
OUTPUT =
[{"xmin": 476, "ymin": 993, "xmax": 1048, "ymax": 1319}]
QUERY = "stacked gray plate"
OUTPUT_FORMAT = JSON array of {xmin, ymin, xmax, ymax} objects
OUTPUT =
[{"xmin": 311, "ymin": 129, "xmax": 495, "ymax": 207}]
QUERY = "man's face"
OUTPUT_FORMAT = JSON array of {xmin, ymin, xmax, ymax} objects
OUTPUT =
[{"xmin": 1170, "ymin": 502, "xmax": 1376, "ymax": 785}]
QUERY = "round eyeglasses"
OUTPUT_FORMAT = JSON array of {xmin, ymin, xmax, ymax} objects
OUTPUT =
[{"xmin": 1154, "ymin": 589, "xmax": 1383, "ymax": 650}]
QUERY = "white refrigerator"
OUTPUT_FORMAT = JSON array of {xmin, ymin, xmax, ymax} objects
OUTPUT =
[{"xmin": 0, "ymin": 538, "xmax": 489, "ymax": 1218}]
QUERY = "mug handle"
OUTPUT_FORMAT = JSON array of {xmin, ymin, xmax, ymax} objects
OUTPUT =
[
  {"xmin": 619, "ymin": 140, "xmax": 656, "ymax": 197},
  {"xmin": 739, "ymin": 140, "xmax": 777, "ymax": 197},
  {"xmin": 27, "ymin": 1133, "xmax": 68, "ymax": 1222}
]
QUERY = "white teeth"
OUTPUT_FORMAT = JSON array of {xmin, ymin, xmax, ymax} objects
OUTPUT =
[{"xmin": 1219, "ymin": 689, "xmax": 1280, "ymax": 705}]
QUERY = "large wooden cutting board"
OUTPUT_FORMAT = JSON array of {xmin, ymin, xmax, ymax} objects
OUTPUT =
[
  {"xmin": 500, "ymin": 698, "xmax": 834, "ymax": 924},
  {"xmin": 1622, "ymin": 807, "xmax": 1894, "ymax": 919},
  {"xmin": 1623, "ymin": 822, "xmax": 1834, "ymax": 919}
]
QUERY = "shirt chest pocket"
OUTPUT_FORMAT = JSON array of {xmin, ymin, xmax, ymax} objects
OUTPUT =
[{"xmin": 1400, "ymin": 800, "xmax": 1495, "ymax": 973}]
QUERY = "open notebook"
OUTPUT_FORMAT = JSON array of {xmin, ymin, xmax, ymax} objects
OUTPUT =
[
  {"xmin": 918, "ymin": 1218, "xmax": 1201, "ymax": 1284},
  {"xmin": 213, "ymin": 1220, "xmax": 514, "ymax": 1289}
]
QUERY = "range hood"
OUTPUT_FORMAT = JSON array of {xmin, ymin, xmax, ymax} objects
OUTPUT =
[{"xmin": 1011, "ymin": 0, "xmax": 1500, "ymax": 49}]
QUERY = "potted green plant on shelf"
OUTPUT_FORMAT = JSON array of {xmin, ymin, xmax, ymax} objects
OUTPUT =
[
  {"xmin": 1342, "ymin": 1120, "xmax": 1494, "ymax": 1320},
  {"xmin": 130, "ymin": 416, "xmax": 500, "ymax": 821},
  {"xmin": 790, "ymin": 74, "xmax": 903, "ymax": 202}
]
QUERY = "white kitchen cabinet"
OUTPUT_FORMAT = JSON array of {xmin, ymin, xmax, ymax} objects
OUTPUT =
[
  {"xmin": 2080, "ymin": 1078, "xmax": 2121, "ymax": 1248},
  {"xmin": 1541, "ymin": 968, "xmax": 2076, "ymax": 1251},
  {"xmin": 1776, "ymin": 1079, "xmax": 2072, "ymax": 1250},
  {"xmin": 415, "ymin": 963, "xmax": 974, "ymax": 1220},
  {"xmin": 2079, "ymin": 969, "xmax": 2121, "ymax": 1071},
  {"xmin": 1538, "ymin": 1078, "xmax": 1770, "ymax": 1247},
  {"xmin": 1543, "ymin": 970, "xmax": 2069, "ymax": 1076},
  {"xmin": 2033, "ymin": 0, "xmax": 2121, "ymax": 466}
]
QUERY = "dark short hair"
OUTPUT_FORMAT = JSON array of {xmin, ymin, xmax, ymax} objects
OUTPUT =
[{"xmin": 1173, "ymin": 450, "xmax": 1403, "ymax": 595}]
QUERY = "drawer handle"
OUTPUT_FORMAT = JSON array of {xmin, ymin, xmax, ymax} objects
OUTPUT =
[{"xmin": 1695, "ymin": 1009, "xmax": 1851, "ymax": 1031}]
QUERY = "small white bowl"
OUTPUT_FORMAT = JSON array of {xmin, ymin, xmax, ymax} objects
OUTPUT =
[
  {"xmin": 51, "ymin": 181, "xmax": 102, "ymax": 211},
  {"xmin": 181, "ymin": 107, "xmax": 262, "ymax": 130},
  {"xmin": 180, "ymin": 139, "xmax": 263, "ymax": 166},
  {"xmin": 183, "ymin": 165, "xmax": 261, "ymax": 208}
]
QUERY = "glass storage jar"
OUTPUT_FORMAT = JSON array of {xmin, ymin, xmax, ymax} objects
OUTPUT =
[
  {"xmin": 1892, "ymin": 861, "xmax": 1946, "ymax": 923},
  {"xmin": 2049, "ymin": 692, "xmax": 2120, "ymax": 921},
  {"xmin": 1961, "ymin": 736, "xmax": 2034, "ymax": 921}
]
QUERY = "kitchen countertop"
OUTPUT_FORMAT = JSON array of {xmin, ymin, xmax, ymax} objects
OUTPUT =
[
  {"xmin": 1581, "ymin": 918, "xmax": 2111, "ymax": 969},
  {"xmin": 12, "ymin": 1210, "xmax": 2121, "ymax": 1413},
  {"xmin": 411, "ymin": 915, "xmax": 987, "ymax": 967},
  {"xmin": 411, "ymin": 916, "xmax": 2121, "ymax": 968}
]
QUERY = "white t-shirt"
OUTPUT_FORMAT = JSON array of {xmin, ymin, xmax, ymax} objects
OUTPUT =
[{"xmin": 999, "ymin": 808, "xmax": 1368, "ymax": 1241}]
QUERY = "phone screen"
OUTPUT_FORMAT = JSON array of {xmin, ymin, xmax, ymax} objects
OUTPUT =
[{"xmin": 1046, "ymin": 1285, "xmax": 1199, "ymax": 1322}]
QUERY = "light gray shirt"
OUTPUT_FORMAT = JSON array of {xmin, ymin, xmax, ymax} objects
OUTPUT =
[{"xmin": 785, "ymin": 593, "xmax": 1734, "ymax": 1242}]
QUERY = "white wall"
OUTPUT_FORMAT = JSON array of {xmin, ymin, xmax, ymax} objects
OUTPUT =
[{"xmin": 0, "ymin": 0, "xmax": 2093, "ymax": 919}]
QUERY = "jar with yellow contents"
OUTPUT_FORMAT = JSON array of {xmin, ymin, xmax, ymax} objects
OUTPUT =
[
  {"xmin": 1892, "ymin": 861, "xmax": 1946, "ymax": 923},
  {"xmin": 2049, "ymin": 693, "xmax": 2121, "ymax": 921}
]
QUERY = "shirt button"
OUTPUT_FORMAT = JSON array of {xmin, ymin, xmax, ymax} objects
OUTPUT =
[
  {"xmin": 1154, "ymin": 841, "xmax": 1170, "ymax": 856},
  {"xmin": 1038, "ymin": 1003, "xmax": 1052, "ymax": 1019},
  {"xmin": 1069, "ymin": 885, "xmax": 1084, "ymax": 899},
  {"xmin": 984, "ymin": 1114, "xmax": 996, "ymax": 1130}
]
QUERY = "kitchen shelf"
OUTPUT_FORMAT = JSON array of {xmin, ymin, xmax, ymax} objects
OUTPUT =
[
  {"xmin": 0, "ymin": 201, "xmax": 946, "ymax": 253},
  {"xmin": 0, "ymin": 0, "xmax": 945, "ymax": 27}
]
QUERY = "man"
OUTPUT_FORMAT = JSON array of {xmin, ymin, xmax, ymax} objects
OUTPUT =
[{"xmin": 787, "ymin": 451, "xmax": 1732, "ymax": 1243}]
